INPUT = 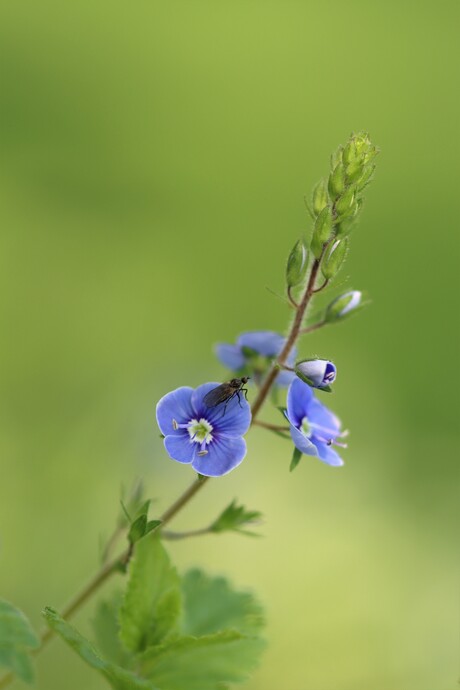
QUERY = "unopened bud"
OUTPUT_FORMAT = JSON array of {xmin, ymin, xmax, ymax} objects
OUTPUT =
[
  {"xmin": 295, "ymin": 359, "xmax": 337, "ymax": 390},
  {"xmin": 356, "ymin": 165, "xmax": 375, "ymax": 191},
  {"xmin": 311, "ymin": 206, "xmax": 333, "ymax": 258},
  {"xmin": 326, "ymin": 290, "xmax": 364, "ymax": 322},
  {"xmin": 335, "ymin": 185, "xmax": 356, "ymax": 216},
  {"xmin": 286, "ymin": 239, "xmax": 309, "ymax": 288},
  {"xmin": 322, "ymin": 238, "xmax": 348, "ymax": 279},
  {"xmin": 330, "ymin": 146, "xmax": 344, "ymax": 169},
  {"xmin": 328, "ymin": 163, "xmax": 346, "ymax": 200},
  {"xmin": 312, "ymin": 179, "xmax": 329, "ymax": 216},
  {"xmin": 345, "ymin": 161, "xmax": 364, "ymax": 183}
]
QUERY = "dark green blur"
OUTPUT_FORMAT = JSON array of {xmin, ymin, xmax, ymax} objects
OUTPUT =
[{"xmin": 0, "ymin": 1, "xmax": 457, "ymax": 689}]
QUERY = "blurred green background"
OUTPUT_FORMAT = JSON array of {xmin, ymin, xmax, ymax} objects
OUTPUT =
[{"xmin": 0, "ymin": 1, "xmax": 458, "ymax": 689}]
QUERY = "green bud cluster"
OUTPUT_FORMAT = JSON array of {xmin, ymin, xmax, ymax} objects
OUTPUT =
[{"xmin": 310, "ymin": 132, "xmax": 379, "ymax": 268}]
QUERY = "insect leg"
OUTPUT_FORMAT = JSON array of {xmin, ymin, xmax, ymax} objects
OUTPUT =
[
  {"xmin": 236, "ymin": 390, "xmax": 243, "ymax": 408},
  {"xmin": 221, "ymin": 391, "xmax": 237, "ymax": 417},
  {"xmin": 242, "ymin": 387, "xmax": 249, "ymax": 401}
]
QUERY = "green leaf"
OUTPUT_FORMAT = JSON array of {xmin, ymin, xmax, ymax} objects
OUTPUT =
[
  {"xmin": 0, "ymin": 599, "xmax": 39, "ymax": 684},
  {"xmin": 145, "ymin": 520, "xmax": 162, "ymax": 536},
  {"xmin": 119, "ymin": 536, "xmax": 181, "ymax": 653},
  {"xmin": 209, "ymin": 500, "xmax": 262, "ymax": 536},
  {"xmin": 290, "ymin": 446, "xmax": 302, "ymax": 472},
  {"xmin": 128, "ymin": 515, "xmax": 148, "ymax": 544},
  {"xmin": 91, "ymin": 592, "xmax": 132, "ymax": 667},
  {"xmin": 182, "ymin": 569, "xmax": 264, "ymax": 637},
  {"xmin": 139, "ymin": 631, "xmax": 265, "ymax": 690},
  {"xmin": 43, "ymin": 608, "xmax": 157, "ymax": 690}
]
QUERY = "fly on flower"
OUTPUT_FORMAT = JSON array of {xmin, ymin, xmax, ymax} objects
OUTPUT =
[{"xmin": 203, "ymin": 377, "xmax": 250, "ymax": 416}]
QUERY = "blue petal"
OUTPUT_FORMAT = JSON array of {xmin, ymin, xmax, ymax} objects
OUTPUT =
[
  {"xmin": 307, "ymin": 399, "xmax": 341, "ymax": 440},
  {"xmin": 193, "ymin": 382, "xmax": 251, "ymax": 436},
  {"xmin": 192, "ymin": 436, "xmax": 247, "ymax": 477},
  {"xmin": 286, "ymin": 378, "xmax": 314, "ymax": 427},
  {"xmin": 275, "ymin": 369, "xmax": 296, "ymax": 387},
  {"xmin": 164, "ymin": 433, "xmax": 195, "ymax": 464},
  {"xmin": 238, "ymin": 331, "xmax": 286, "ymax": 357},
  {"xmin": 289, "ymin": 424, "xmax": 318, "ymax": 457},
  {"xmin": 215, "ymin": 344, "xmax": 245, "ymax": 371},
  {"xmin": 314, "ymin": 440, "xmax": 344, "ymax": 467},
  {"xmin": 156, "ymin": 387, "xmax": 194, "ymax": 436}
]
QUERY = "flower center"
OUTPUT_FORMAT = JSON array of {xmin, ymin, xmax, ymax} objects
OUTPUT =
[
  {"xmin": 187, "ymin": 418, "xmax": 213, "ymax": 445},
  {"xmin": 301, "ymin": 417, "xmax": 312, "ymax": 437}
]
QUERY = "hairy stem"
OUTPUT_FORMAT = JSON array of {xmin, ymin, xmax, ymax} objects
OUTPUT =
[
  {"xmin": 250, "ymin": 256, "xmax": 322, "ymax": 419},
  {"xmin": 0, "ymin": 252, "xmax": 324, "ymax": 688}
]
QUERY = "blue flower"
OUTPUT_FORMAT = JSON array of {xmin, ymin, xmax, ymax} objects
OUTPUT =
[
  {"xmin": 156, "ymin": 383, "xmax": 251, "ymax": 477},
  {"xmin": 216, "ymin": 331, "xmax": 297, "ymax": 387},
  {"xmin": 285, "ymin": 378, "xmax": 346, "ymax": 467},
  {"xmin": 295, "ymin": 359, "xmax": 337, "ymax": 389}
]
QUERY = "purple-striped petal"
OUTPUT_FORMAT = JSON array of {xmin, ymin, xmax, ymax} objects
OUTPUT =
[
  {"xmin": 314, "ymin": 440, "xmax": 344, "ymax": 467},
  {"xmin": 289, "ymin": 424, "xmax": 318, "ymax": 457},
  {"xmin": 192, "ymin": 436, "xmax": 247, "ymax": 477},
  {"xmin": 193, "ymin": 382, "xmax": 251, "ymax": 436},
  {"xmin": 164, "ymin": 433, "xmax": 195, "ymax": 464},
  {"xmin": 286, "ymin": 378, "xmax": 314, "ymax": 427},
  {"xmin": 307, "ymin": 399, "xmax": 341, "ymax": 441},
  {"xmin": 156, "ymin": 387, "xmax": 194, "ymax": 436}
]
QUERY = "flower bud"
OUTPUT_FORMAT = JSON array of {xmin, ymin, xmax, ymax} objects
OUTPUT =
[
  {"xmin": 325, "ymin": 290, "xmax": 363, "ymax": 322},
  {"xmin": 311, "ymin": 206, "xmax": 332, "ymax": 258},
  {"xmin": 328, "ymin": 163, "xmax": 346, "ymax": 200},
  {"xmin": 330, "ymin": 146, "xmax": 344, "ymax": 169},
  {"xmin": 356, "ymin": 164, "xmax": 375, "ymax": 191},
  {"xmin": 286, "ymin": 239, "xmax": 309, "ymax": 288},
  {"xmin": 345, "ymin": 161, "xmax": 364, "ymax": 183},
  {"xmin": 295, "ymin": 359, "xmax": 337, "ymax": 390},
  {"xmin": 312, "ymin": 179, "xmax": 329, "ymax": 216},
  {"xmin": 342, "ymin": 140, "xmax": 358, "ymax": 165},
  {"xmin": 322, "ymin": 238, "xmax": 348, "ymax": 279},
  {"xmin": 335, "ymin": 185, "xmax": 356, "ymax": 216}
]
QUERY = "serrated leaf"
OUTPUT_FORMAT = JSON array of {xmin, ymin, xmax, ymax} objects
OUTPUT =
[
  {"xmin": 91, "ymin": 592, "xmax": 132, "ymax": 667},
  {"xmin": 0, "ymin": 599, "xmax": 39, "ymax": 684},
  {"xmin": 290, "ymin": 446, "xmax": 302, "ymax": 472},
  {"xmin": 209, "ymin": 500, "xmax": 262, "ymax": 535},
  {"xmin": 139, "ymin": 631, "xmax": 265, "ymax": 690},
  {"xmin": 182, "ymin": 570, "xmax": 264, "ymax": 637},
  {"xmin": 119, "ymin": 536, "xmax": 181, "ymax": 653},
  {"xmin": 43, "ymin": 608, "xmax": 157, "ymax": 690}
]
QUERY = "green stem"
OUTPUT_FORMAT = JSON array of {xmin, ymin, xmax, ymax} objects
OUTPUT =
[{"xmin": 0, "ymin": 250, "xmax": 325, "ymax": 689}]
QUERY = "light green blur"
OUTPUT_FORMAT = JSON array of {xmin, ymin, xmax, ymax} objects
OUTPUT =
[{"xmin": 0, "ymin": 1, "xmax": 458, "ymax": 689}]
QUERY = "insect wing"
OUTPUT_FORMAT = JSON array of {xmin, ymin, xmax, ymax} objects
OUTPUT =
[{"xmin": 203, "ymin": 383, "xmax": 233, "ymax": 407}]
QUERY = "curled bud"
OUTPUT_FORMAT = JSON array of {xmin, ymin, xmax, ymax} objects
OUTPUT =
[
  {"xmin": 312, "ymin": 179, "xmax": 329, "ymax": 216},
  {"xmin": 286, "ymin": 239, "xmax": 309, "ymax": 288},
  {"xmin": 295, "ymin": 359, "xmax": 337, "ymax": 390},
  {"xmin": 326, "ymin": 290, "xmax": 364, "ymax": 322},
  {"xmin": 311, "ymin": 206, "xmax": 333, "ymax": 258},
  {"xmin": 322, "ymin": 238, "xmax": 348, "ymax": 279}
]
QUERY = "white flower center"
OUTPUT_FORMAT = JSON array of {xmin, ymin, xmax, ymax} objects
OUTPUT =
[
  {"xmin": 301, "ymin": 417, "xmax": 312, "ymax": 437},
  {"xmin": 187, "ymin": 418, "xmax": 214, "ymax": 445}
]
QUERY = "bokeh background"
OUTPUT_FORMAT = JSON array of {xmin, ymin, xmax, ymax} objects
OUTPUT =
[{"xmin": 1, "ymin": 1, "xmax": 458, "ymax": 689}]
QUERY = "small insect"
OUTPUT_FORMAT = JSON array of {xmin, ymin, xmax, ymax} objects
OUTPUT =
[{"xmin": 203, "ymin": 377, "xmax": 250, "ymax": 416}]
